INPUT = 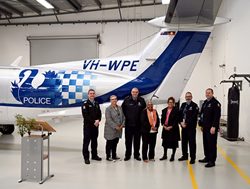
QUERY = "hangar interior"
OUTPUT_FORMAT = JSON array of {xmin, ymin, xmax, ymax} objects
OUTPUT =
[{"xmin": 0, "ymin": 0, "xmax": 250, "ymax": 189}]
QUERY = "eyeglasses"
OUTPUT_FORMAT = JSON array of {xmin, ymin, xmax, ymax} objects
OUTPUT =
[{"xmin": 110, "ymin": 98, "xmax": 117, "ymax": 100}]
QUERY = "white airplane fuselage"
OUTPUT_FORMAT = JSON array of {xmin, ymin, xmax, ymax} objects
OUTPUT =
[{"xmin": 0, "ymin": 28, "xmax": 212, "ymax": 126}]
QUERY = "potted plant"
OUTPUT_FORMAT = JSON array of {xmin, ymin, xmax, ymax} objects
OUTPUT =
[{"xmin": 15, "ymin": 114, "xmax": 36, "ymax": 137}]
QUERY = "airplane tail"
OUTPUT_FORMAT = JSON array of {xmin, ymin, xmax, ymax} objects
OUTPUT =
[
  {"xmin": 94, "ymin": 0, "xmax": 225, "ymax": 103},
  {"xmin": 146, "ymin": 29, "xmax": 211, "ymax": 102},
  {"xmin": 134, "ymin": 0, "xmax": 228, "ymax": 102},
  {"xmin": 139, "ymin": 28, "xmax": 211, "ymax": 101}
]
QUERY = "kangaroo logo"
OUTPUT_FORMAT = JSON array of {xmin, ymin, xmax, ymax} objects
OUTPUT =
[{"xmin": 11, "ymin": 69, "xmax": 62, "ymax": 107}]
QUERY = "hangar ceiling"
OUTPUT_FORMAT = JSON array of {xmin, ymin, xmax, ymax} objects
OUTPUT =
[{"xmin": 0, "ymin": 0, "xmax": 166, "ymax": 25}]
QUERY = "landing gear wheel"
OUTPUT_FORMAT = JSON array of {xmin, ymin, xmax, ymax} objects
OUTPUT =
[{"xmin": 0, "ymin": 124, "xmax": 15, "ymax": 135}]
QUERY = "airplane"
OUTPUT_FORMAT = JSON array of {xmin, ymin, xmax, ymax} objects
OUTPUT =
[{"xmin": 0, "ymin": 0, "xmax": 228, "ymax": 135}]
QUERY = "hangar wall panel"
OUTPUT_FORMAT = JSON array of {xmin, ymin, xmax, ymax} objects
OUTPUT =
[
  {"xmin": 212, "ymin": 0, "xmax": 250, "ymax": 141},
  {"xmin": 28, "ymin": 35, "xmax": 98, "ymax": 65}
]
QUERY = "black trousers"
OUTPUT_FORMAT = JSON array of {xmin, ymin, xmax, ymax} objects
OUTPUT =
[
  {"xmin": 203, "ymin": 128, "xmax": 218, "ymax": 163},
  {"xmin": 142, "ymin": 133, "xmax": 157, "ymax": 160},
  {"xmin": 82, "ymin": 125, "xmax": 99, "ymax": 160},
  {"xmin": 181, "ymin": 128, "xmax": 196, "ymax": 160},
  {"xmin": 125, "ymin": 126, "xmax": 141, "ymax": 158},
  {"xmin": 106, "ymin": 138, "xmax": 119, "ymax": 159}
]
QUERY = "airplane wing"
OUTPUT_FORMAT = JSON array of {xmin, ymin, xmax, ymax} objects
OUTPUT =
[
  {"xmin": 37, "ymin": 103, "xmax": 111, "ymax": 119},
  {"xmin": 165, "ymin": 0, "xmax": 223, "ymax": 26},
  {"xmin": 37, "ymin": 107, "xmax": 82, "ymax": 118}
]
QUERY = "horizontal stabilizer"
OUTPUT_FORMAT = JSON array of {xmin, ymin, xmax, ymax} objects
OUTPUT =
[
  {"xmin": 165, "ymin": 0, "xmax": 223, "ymax": 26},
  {"xmin": 148, "ymin": 16, "xmax": 230, "ymax": 29}
]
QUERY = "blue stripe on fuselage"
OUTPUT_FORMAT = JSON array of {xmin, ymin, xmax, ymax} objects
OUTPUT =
[{"xmin": 95, "ymin": 31, "xmax": 211, "ymax": 104}]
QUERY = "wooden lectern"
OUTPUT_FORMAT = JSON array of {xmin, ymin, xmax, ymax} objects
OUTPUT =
[
  {"xmin": 33, "ymin": 120, "xmax": 56, "ymax": 133},
  {"xmin": 19, "ymin": 120, "xmax": 56, "ymax": 184}
]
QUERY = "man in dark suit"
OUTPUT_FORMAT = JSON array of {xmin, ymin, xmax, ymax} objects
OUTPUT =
[
  {"xmin": 82, "ymin": 89, "xmax": 102, "ymax": 165},
  {"xmin": 122, "ymin": 88, "xmax": 146, "ymax": 161},
  {"xmin": 199, "ymin": 88, "xmax": 221, "ymax": 168},
  {"xmin": 178, "ymin": 92, "xmax": 199, "ymax": 164}
]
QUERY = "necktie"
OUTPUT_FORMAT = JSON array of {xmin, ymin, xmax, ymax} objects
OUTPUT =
[{"xmin": 183, "ymin": 104, "xmax": 188, "ymax": 120}]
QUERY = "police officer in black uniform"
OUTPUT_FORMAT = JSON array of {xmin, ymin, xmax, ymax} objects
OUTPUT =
[
  {"xmin": 82, "ymin": 89, "xmax": 102, "ymax": 164},
  {"xmin": 178, "ymin": 92, "xmax": 199, "ymax": 164},
  {"xmin": 199, "ymin": 88, "xmax": 221, "ymax": 168},
  {"xmin": 122, "ymin": 88, "xmax": 146, "ymax": 161}
]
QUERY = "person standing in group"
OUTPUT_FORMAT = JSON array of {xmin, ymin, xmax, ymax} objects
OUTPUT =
[
  {"xmin": 104, "ymin": 95, "xmax": 125, "ymax": 161},
  {"xmin": 160, "ymin": 97, "xmax": 180, "ymax": 162},
  {"xmin": 122, "ymin": 88, "xmax": 146, "ymax": 161},
  {"xmin": 178, "ymin": 92, "xmax": 199, "ymax": 164},
  {"xmin": 140, "ymin": 100, "xmax": 160, "ymax": 163},
  {"xmin": 81, "ymin": 89, "xmax": 102, "ymax": 165},
  {"xmin": 198, "ymin": 88, "xmax": 221, "ymax": 168}
]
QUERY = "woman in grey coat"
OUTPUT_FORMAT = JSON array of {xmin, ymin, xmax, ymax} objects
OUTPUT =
[{"xmin": 104, "ymin": 95, "xmax": 125, "ymax": 161}]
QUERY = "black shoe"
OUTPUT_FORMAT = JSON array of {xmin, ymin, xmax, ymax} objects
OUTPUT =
[
  {"xmin": 134, "ymin": 157, "xmax": 142, "ymax": 161},
  {"xmin": 189, "ymin": 159, "xmax": 195, "ymax": 164},
  {"xmin": 199, "ymin": 157, "xmax": 208, "ymax": 163},
  {"xmin": 124, "ymin": 157, "xmax": 130, "ymax": 161},
  {"xmin": 159, "ymin": 156, "xmax": 167, "ymax": 161},
  {"xmin": 112, "ymin": 156, "xmax": 120, "ymax": 160},
  {"xmin": 170, "ymin": 155, "xmax": 175, "ymax": 162},
  {"xmin": 92, "ymin": 156, "xmax": 102, "ymax": 161},
  {"xmin": 178, "ymin": 156, "xmax": 188, "ymax": 161},
  {"xmin": 106, "ymin": 157, "xmax": 113, "ymax": 161},
  {"xmin": 84, "ymin": 159, "xmax": 90, "ymax": 164},
  {"xmin": 205, "ymin": 162, "xmax": 215, "ymax": 168}
]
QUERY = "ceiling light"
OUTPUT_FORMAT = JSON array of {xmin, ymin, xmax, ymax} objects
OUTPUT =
[
  {"xmin": 161, "ymin": 0, "xmax": 170, "ymax": 4},
  {"xmin": 36, "ymin": 0, "xmax": 54, "ymax": 9}
]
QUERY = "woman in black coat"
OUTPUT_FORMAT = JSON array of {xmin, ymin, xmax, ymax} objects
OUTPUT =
[
  {"xmin": 140, "ymin": 101, "xmax": 160, "ymax": 162},
  {"xmin": 160, "ymin": 97, "xmax": 180, "ymax": 162}
]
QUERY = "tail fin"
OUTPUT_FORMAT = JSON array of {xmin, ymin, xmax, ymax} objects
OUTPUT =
[
  {"xmin": 151, "ymin": 31, "xmax": 210, "ymax": 102},
  {"xmin": 139, "ymin": 29, "xmax": 211, "ymax": 101}
]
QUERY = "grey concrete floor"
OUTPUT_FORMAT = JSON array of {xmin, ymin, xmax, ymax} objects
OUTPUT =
[{"xmin": 0, "ymin": 117, "xmax": 249, "ymax": 189}]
